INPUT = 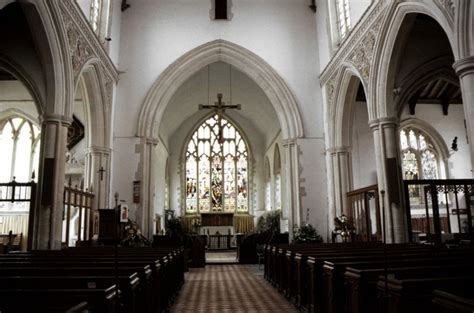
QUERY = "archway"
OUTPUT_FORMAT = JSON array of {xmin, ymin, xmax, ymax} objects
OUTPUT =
[
  {"xmin": 137, "ymin": 41, "xmax": 303, "ymax": 237},
  {"xmin": 137, "ymin": 39, "xmax": 303, "ymax": 141},
  {"xmin": 375, "ymin": 11, "xmax": 469, "ymax": 242}
]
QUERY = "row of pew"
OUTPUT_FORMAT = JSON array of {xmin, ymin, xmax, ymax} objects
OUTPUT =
[
  {"xmin": 264, "ymin": 242, "xmax": 474, "ymax": 313},
  {"xmin": 0, "ymin": 246, "xmax": 185, "ymax": 313}
]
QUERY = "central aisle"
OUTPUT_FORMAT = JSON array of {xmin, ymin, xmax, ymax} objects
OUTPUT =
[{"xmin": 171, "ymin": 265, "xmax": 298, "ymax": 313}]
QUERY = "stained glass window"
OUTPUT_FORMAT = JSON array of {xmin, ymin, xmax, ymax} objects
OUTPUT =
[
  {"xmin": 400, "ymin": 127, "xmax": 439, "ymax": 180},
  {"xmin": 336, "ymin": 0, "xmax": 351, "ymax": 38},
  {"xmin": 0, "ymin": 117, "xmax": 40, "ymax": 182},
  {"xmin": 185, "ymin": 115, "xmax": 248, "ymax": 214}
]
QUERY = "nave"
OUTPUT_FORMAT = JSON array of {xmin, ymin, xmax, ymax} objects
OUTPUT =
[{"xmin": 171, "ymin": 265, "xmax": 297, "ymax": 313}]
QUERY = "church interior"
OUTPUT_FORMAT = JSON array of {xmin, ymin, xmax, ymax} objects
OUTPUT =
[{"xmin": 0, "ymin": 0, "xmax": 473, "ymax": 312}]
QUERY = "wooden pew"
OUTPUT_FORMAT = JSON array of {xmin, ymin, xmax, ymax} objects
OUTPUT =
[
  {"xmin": 0, "ymin": 285, "xmax": 118, "ymax": 313},
  {"xmin": 343, "ymin": 260, "xmax": 474, "ymax": 313},
  {"xmin": 65, "ymin": 302, "xmax": 90, "ymax": 313},
  {"xmin": 377, "ymin": 274, "xmax": 474, "ymax": 313},
  {"xmin": 0, "ymin": 246, "xmax": 184, "ymax": 313},
  {"xmin": 432, "ymin": 289, "xmax": 474, "ymax": 313}
]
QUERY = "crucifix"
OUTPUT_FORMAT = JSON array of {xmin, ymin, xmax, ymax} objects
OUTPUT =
[
  {"xmin": 199, "ymin": 93, "xmax": 241, "ymax": 143},
  {"xmin": 98, "ymin": 166, "xmax": 106, "ymax": 181}
]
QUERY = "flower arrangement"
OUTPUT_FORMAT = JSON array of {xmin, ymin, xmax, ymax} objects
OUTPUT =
[
  {"xmin": 334, "ymin": 214, "xmax": 356, "ymax": 240},
  {"xmin": 121, "ymin": 219, "xmax": 151, "ymax": 247}
]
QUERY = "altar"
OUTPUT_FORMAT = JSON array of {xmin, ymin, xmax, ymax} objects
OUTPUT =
[{"xmin": 182, "ymin": 213, "xmax": 254, "ymax": 250}]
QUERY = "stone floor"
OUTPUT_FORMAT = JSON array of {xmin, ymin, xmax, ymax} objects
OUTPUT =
[{"xmin": 171, "ymin": 264, "xmax": 298, "ymax": 313}]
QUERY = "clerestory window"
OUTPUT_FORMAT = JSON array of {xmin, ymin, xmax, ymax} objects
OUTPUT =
[{"xmin": 336, "ymin": 0, "xmax": 351, "ymax": 39}]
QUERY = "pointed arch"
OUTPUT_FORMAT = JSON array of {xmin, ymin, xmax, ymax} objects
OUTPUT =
[
  {"xmin": 372, "ymin": 2, "xmax": 456, "ymax": 119},
  {"xmin": 399, "ymin": 117, "xmax": 450, "ymax": 168},
  {"xmin": 331, "ymin": 64, "xmax": 369, "ymax": 147},
  {"xmin": 137, "ymin": 39, "xmax": 303, "ymax": 141}
]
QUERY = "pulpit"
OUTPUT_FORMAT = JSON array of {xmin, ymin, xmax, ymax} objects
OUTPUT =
[{"xmin": 98, "ymin": 208, "xmax": 121, "ymax": 244}]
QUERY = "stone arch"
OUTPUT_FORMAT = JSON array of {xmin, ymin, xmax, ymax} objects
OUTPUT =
[
  {"xmin": 332, "ymin": 64, "xmax": 369, "ymax": 148},
  {"xmin": 74, "ymin": 62, "xmax": 109, "ymax": 148},
  {"xmin": 0, "ymin": 59, "xmax": 44, "ymax": 116},
  {"xmin": 137, "ymin": 39, "xmax": 304, "ymax": 141},
  {"xmin": 372, "ymin": 2, "xmax": 456, "ymax": 119}
]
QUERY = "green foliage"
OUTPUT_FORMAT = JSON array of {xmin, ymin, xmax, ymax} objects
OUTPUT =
[
  {"xmin": 293, "ymin": 224, "xmax": 323, "ymax": 243},
  {"xmin": 163, "ymin": 209, "xmax": 193, "ymax": 246},
  {"xmin": 256, "ymin": 210, "xmax": 281, "ymax": 235}
]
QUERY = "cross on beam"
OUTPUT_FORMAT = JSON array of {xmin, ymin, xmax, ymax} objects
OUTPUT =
[
  {"xmin": 199, "ymin": 93, "xmax": 241, "ymax": 112},
  {"xmin": 199, "ymin": 93, "xmax": 241, "ymax": 144}
]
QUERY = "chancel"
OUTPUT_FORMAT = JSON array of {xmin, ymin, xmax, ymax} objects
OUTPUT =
[{"xmin": 0, "ymin": 0, "xmax": 474, "ymax": 312}]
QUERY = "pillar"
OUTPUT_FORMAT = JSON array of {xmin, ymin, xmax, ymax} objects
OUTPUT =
[
  {"xmin": 137, "ymin": 137, "xmax": 158, "ymax": 238},
  {"xmin": 85, "ymin": 146, "xmax": 111, "ymax": 210},
  {"xmin": 453, "ymin": 56, "xmax": 474, "ymax": 177},
  {"xmin": 369, "ymin": 117, "xmax": 406, "ymax": 243},
  {"xmin": 329, "ymin": 146, "xmax": 352, "ymax": 217},
  {"xmin": 31, "ymin": 114, "xmax": 71, "ymax": 250},
  {"xmin": 283, "ymin": 138, "xmax": 301, "ymax": 240}
]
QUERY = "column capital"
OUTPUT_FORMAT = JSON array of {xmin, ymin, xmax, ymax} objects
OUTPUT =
[
  {"xmin": 282, "ymin": 138, "xmax": 297, "ymax": 147},
  {"xmin": 453, "ymin": 56, "xmax": 474, "ymax": 78},
  {"xmin": 86, "ymin": 146, "xmax": 112, "ymax": 155},
  {"xmin": 40, "ymin": 114, "xmax": 73, "ymax": 126},
  {"xmin": 327, "ymin": 146, "xmax": 351, "ymax": 154},
  {"xmin": 368, "ymin": 116, "xmax": 399, "ymax": 130},
  {"xmin": 145, "ymin": 137, "xmax": 159, "ymax": 146}
]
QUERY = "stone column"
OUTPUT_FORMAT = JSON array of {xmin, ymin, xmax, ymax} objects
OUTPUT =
[
  {"xmin": 136, "ymin": 137, "xmax": 158, "ymax": 238},
  {"xmin": 31, "ymin": 114, "xmax": 71, "ymax": 250},
  {"xmin": 85, "ymin": 146, "xmax": 111, "ymax": 210},
  {"xmin": 453, "ymin": 56, "xmax": 474, "ymax": 177},
  {"xmin": 283, "ymin": 138, "xmax": 301, "ymax": 239},
  {"xmin": 369, "ymin": 117, "xmax": 406, "ymax": 243},
  {"xmin": 329, "ymin": 146, "xmax": 352, "ymax": 217}
]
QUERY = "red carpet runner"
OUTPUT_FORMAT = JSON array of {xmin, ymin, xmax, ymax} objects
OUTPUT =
[{"xmin": 171, "ymin": 265, "xmax": 298, "ymax": 312}]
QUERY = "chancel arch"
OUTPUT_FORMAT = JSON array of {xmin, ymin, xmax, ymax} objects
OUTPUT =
[{"xmin": 137, "ymin": 41, "xmax": 304, "ymax": 237}]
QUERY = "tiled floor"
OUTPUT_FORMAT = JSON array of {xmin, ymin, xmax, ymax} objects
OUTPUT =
[
  {"xmin": 205, "ymin": 250, "xmax": 238, "ymax": 264},
  {"xmin": 171, "ymin": 265, "xmax": 298, "ymax": 313}
]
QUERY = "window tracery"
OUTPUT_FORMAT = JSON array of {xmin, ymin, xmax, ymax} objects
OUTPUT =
[
  {"xmin": 400, "ymin": 127, "xmax": 439, "ymax": 204},
  {"xmin": 185, "ymin": 114, "xmax": 248, "ymax": 214},
  {"xmin": 336, "ymin": 0, "xmax": 351, "ymax": 38},
  {"xmin": 0, "ymin": 117, "xmax": 40, "ymax": 183},
  {"xmin": 90, "ymin": 0, "xmax": 102, "ymax": 33}
]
